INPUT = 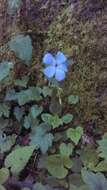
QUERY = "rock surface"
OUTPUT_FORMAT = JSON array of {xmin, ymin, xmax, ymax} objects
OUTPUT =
[
  {"xmin": 0, "ymin": 0, "xmax": 107, "ymax": 129},
  {"xmin": 44, "ymin": 0, "xmax": 107, "ymax": 129}
]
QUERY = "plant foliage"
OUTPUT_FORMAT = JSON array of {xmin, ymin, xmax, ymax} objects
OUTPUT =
[
  {"xmin": 0, "ymin": 3, "xmax": 107, "ymax": 188},
  {"xmin": 8, "ymin": 35, "xmax": 32, "ymax": 64}
]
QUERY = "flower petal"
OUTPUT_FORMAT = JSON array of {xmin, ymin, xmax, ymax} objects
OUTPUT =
[
  {"xmin": 43, "ymin": 66, "xmax": 56, "ymax": 78},
  {"xmin": 56, "ymin": 51, "xmax": 67, "ymax": 65},
  {"xmin": 58, "ymin": 63, "xmax": 68, "ymax": 72},
  {"xmin": 43, "ymin": 53, "xmax": 55, "ymax": 65},
  {"xmin": 55, "ymin": 67, "xmax": 66, "ymax": 81}
]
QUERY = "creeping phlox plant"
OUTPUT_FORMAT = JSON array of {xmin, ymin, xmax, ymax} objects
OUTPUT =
[{"xmin": 43, "ymin": 51, "xmax": 68, "ymax": 81}]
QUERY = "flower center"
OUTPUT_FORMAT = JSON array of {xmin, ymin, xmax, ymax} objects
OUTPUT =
[{"xmin": 55, "ymin": 61, "xmax": 59, "ymax": 67}]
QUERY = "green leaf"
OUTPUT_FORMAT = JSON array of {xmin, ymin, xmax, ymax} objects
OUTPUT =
[
  {"xmin": 51, "ymin": 115, "xmax": 63, "ymax": 129},
  {"xmin": 14, "ymin": 106, "xmax": 24, "ymax": 122},
  {"xmin": 93, "ymin": 160, "xmax": 107, "ymax": 172},
  {"xmin": 69, "ymin": 184, "xmax": 90, "ymax": 190},
  {"xmin": 49, "ymin": 98, "xmax": 62, "ymax": 115},
  {"xmin": 67, "ymin": 126, "xmax": 83, "ymax": 145},
  {"xmin": 17, "ymin": 87, "xmax": 42, "ymax": 105},
  {"xmin": 80, "ymin": 146, "xmax": 99, "ymax": 170},
  {"xmin": 41, "ymin": 113, "xmax": 63, "ymax": 129},
  {"xmin": 42, "ymin": 86, "xmax": 52, "ymax": 97},
  {"xmin": 8, "ymin": 35, "xmax": 32, "ymax": 64},
  {"xmin": 71, "ymin": 158, "xmax": 82, "ymax": 173},
  {"xmin": 30, "ymin": 125, "xmax": 54, "ymax": 154},
  {"xmin": 62, "ymin": 114, "xmax": 73, "ymax": 124},
  {"xmin": 30, "ymin": 105, "xmax": 43, "ymax": 119},
  {"xmin": 81, "ymin": 169, "xmax": 107, "ymax": 190},
  {"xmin": 5, "ymin": 89, "xmax": 17, "ymax": 101},
  {"xmin": 24, "ymin": 114, "xmax": 32, "ymax": 129},
  {"xmin": 0, "ymin": 168, "xmax": 9, "ymax": 184},
  {"xmin": 33, "ymin": 183, "xmax": 53, "ymax": 190},
  {"xmin": 14, "ymin": 76, "xmax": 29, "ymax": 87},
  {"xmin": 0, "ymin": 134, "xmax": 16, "ymax": 154},
  {"xmin": 0, "ymin": 103, "xmax": 10, "ymax": 117},
  {"xmin": 97, "ymin": 133, "xmax": 107, "ymax": 160},
  {"xmin": 24, "ymin": 112, "xmax": 39, "ymax": 129},
  {"xmin": 68, "ymin": 95, "xmax": 79, "ymax": 105},
  {"xmin": 45, "ymin": 154, "xmax": 73, "ymax": 179},
  {"xmin": 41, "ymin": 113, "xmax": 52, "ymax": 126},
  {"xmin": 94, "ymin": 160, "xmax": 107, "ymax": 172},
  {"xmin": 5, "ymin": 146, "xmax": 35, "ymax": 174},
  {"xmin": 59, "ymin": 143, "xmax": 74, "ymax": 156},
  {"xmin": 0, "ymin": 61, "xmax": 13, "ymax": 81}
]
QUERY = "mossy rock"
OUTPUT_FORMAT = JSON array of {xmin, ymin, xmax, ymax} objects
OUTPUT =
[{"xmin": 45, "ymin": 0, "xmax": 107, "ymax": 129}]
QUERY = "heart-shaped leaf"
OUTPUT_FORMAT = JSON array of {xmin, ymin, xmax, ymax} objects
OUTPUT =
[
  {"xmin": 59, "ymin": 143, "xmax": 74, "ymax": 156},
  {"xmin": 30, "ymin": 125, "xmax": 54, "ymax": 154},
  {"xmin": 41, "ymin": 113, "xmax": 63, "ymax": 129},
  {"xmin": 45, "ymin": 154, "xmax": 72, "ymax": 179},
  {"xmin": 67, "ymin": 126, "xmax": 83, "ymax": 145},
  {"xmin": 17, "ymin": 87, "xmax": 42, "ymax": 105}
]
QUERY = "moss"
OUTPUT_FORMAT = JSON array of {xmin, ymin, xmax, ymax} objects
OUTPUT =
[
  {"xmin": 45, "ymin": 3, "xmax": 107, "ymax": 129},
  {"xmin": 1, "ymin": 0, "xmax": 107, "ymax": 129}
]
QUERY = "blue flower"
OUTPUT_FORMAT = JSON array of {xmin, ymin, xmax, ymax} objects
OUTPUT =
[{"xmin": 43, "ymin": 51, "xmax": 68, "ymax": 81}]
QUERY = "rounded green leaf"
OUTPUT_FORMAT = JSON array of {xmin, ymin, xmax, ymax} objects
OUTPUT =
[
  {"xmin": 5, "ymin": 146, "xmax": 35, "ymax": 174},
  {"xmin": 0, "ymin": 168, "xmax": 9, "ymax": 184},
  {"xmin": 62, "ymin": 114, "xmax": 73, "ymax": 124},
  {"xmin": 30, "ymin": 126, "xmax": 54, "ymax": 154},
  {"xmin": 68, "ymin": 95, "xmax": 79, "ymax": 105}
]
